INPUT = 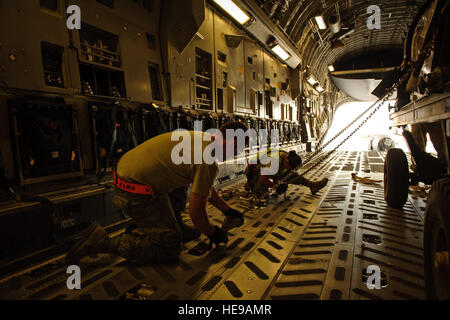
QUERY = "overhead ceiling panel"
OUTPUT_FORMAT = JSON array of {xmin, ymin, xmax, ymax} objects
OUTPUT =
[{"xmin": 249, "ymin": 0, "xmax": 428, "ymax": 84}]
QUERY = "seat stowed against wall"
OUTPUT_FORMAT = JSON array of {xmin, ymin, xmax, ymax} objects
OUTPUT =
[
  {"xmin": 90, "ymin": 101, "xmax": 138, "ymax": 177},
  {"xmin": 8, "ymin": 97, "xmax": 82, "ymax": 183}
]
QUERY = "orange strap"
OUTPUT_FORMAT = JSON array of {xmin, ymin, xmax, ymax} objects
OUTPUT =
[{"xmin": 112, "ymin": 169, "xmax": 155, "ymax": 195}]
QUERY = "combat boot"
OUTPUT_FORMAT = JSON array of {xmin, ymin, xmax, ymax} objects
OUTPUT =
[
  {"xmin": 309, "ymin": 178, "xmax": 329, "ymax": 195},
  {"xmin": 66, "ymin": 222, "xmax": 108, "ymax": 265},
  {"xmin": 175, "ymin": 213, "xmax": 201, "ymax": 243}
]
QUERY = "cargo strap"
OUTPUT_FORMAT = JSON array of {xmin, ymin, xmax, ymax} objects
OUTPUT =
[{"xmin": 112, "ymin": 167, "xmax": 155, "ymax": 195}]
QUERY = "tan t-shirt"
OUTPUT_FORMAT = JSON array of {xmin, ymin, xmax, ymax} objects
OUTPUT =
[{"xmin": 117, "ymin": 131, "xmax": 218, "ymax": 197}]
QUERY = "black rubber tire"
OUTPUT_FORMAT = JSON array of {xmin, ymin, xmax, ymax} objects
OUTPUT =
[
  {"xmin": 384, "ymin": 148, "xmax": 409, "ymax": 208},
  {"xmin": 424, "ymin": 177, "xmax": 450, "ymax": 300}
]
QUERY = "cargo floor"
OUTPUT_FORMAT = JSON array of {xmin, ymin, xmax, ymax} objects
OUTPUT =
[{"xmin": 0, "ymin": 151, "xmax": 428, "ymax": 300}]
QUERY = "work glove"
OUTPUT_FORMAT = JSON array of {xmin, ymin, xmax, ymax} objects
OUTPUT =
[
  {"xmin": 275, "ymin": 183, "xmax": 288, "ymax": 195},
  {"xmin": 208, "ymin": 226, "xmax": 228, "ymax": 246},
  {"xmin": 222, "ymin": 208, "xmax": 245, "ymax": 231}
]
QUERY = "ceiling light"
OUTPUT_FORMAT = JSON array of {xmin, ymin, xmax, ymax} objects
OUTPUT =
[
  {"xmin": 307, "ymin": 76, "xmax": 317, "ymax": 85},
  {"xmin": 214, "ymin": 0, "xmax": 250, "ymax": 25},
  {"xmin": 328, "ymin": 65, "xmax": 335, "ymax": 72},
  {"xmin": 271, "ymin": 44, "xmax": 290, "ymax": 61},
  {"xmin": 314, "ymin": 16, "xmax": 326, "ymax": 30},
  {"xmin": 195, "ymin": 32, "xmax": 205, "ymax": 40},
  {"xmin": 316, "ymin": 85, "xmax": 325, "ymax": 93}
]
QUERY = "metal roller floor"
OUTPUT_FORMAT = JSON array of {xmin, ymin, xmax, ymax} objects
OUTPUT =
[{"xmin": 0, "ymin": 151, "xmax": 428, "ymax": 300}]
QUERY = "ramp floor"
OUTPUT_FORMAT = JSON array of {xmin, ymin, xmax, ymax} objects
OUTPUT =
[{"xmin": 0, "ymin": 151, "xmax": 429, "ymax": 300}]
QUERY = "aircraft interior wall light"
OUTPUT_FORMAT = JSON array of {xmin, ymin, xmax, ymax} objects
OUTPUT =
[
  {"xmin": 271, "ymin": 44, "xmax": 290, "ymax": 61},
  {"xmin": 267, "ymin": 37, "xmax": 291, "ymax": 61},
  {"xmin": 213, "ymin": 0, "xmax": 252, "ymax": 25},
  {"xmin": 314, "ymin": 15, "xmax": 327, "ymax": 30},
  {"xmin": 316, "ymin": 85, "xmax": 325, "ymax": 93},
  {"xmin": 306, "ymin": 76, "xmax": 318, "ymax": 85}
]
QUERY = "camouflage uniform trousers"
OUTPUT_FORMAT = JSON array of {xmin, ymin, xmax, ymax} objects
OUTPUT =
[
  {"xmin": 110, "ymin": 186, "xmax": 188, "ymax": 262},
  {"xmin": 411, "ymin": 122, "xmax": 448, "ymax": 170}
]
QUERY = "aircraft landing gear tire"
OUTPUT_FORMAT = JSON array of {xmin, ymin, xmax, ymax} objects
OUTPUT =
[
  {"xmin": 424, "ymin": 177, "xmax": 450, "ymax": 300},
  {"xmin": 384, "ymin": 148, "xmax": 409, "ymax": 208}
]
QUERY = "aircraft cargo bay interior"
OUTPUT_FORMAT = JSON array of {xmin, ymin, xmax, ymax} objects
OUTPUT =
[{"xmin": 0, "ymin": 0, "xmax": 449, "ymax": 302}]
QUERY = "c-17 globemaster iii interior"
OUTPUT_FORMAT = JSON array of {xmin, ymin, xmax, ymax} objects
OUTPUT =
[{"xmin": 0, "ymin": 0, "xmax": 449, "ymax": 304}]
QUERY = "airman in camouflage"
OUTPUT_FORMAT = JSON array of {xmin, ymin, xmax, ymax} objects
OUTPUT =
[
  {"xmin": 66, "ymin": 122, "xmax": 249, "ymax": 264},
  {"xmin": 245, "ymin": 149, "xmax": 328, "ymax": 197}
]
